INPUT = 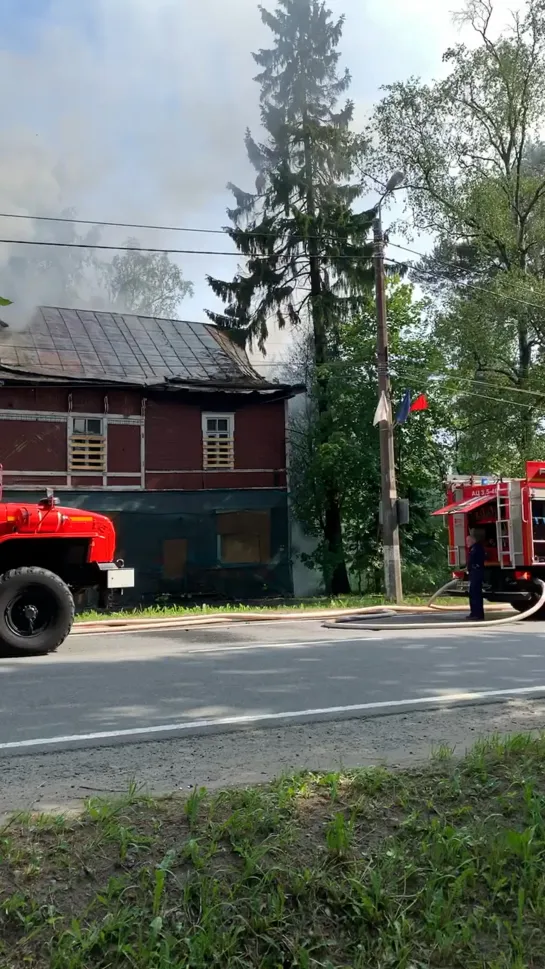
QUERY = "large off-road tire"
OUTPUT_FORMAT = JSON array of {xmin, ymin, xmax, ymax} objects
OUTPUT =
[{"xmin": 0, "ymin": 567, "xmax": 75, "ymax": 656}]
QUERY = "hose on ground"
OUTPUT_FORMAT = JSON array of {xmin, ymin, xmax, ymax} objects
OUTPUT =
[
  {"xmin": 322, "ymin": 579, "xmax": 545, "ymax": 631},
  {"xmin": 72, "ymin": 578, "xmax": 532, "ymax": 637},
  {"xmin": 72, "ymin": 591, "xmax": 464, "ymax": 635}
]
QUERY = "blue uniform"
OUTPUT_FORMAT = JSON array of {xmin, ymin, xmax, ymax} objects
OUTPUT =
[{"xmin": 468, "ymin": 541, "xmax": 485, "ymax": 620}]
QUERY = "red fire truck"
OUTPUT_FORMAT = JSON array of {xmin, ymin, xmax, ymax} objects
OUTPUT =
[
  {"xmin": 0, "ymin": 477, "xmax": 134, "ymax": 656},
  {"xmin": 433, "ymin": 460, "xmax": 545, "ymax": 616}
]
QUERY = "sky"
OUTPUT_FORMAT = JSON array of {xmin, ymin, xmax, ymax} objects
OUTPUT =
[{"xmin": 0, "ymin": 0, "xmax": 517, "ymax": 360}]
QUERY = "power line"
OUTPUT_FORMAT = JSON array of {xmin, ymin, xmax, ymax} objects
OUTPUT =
[
  {"xmin": 392, "ymin": 363, "xmax": 545, "ymax": 401},
  {"xmin": 0, "ymin": 239, "xmax": 251, "ymax": 257},
  {"xmin": 4, "ymin": 210, "xmax": 545, "ymax": 315},
  {"xmin": 255, "ymin": 359, "xmax": 545, "ymax": 404},
  {"xmin": 0, "ymin": 212, "xmax": 239, "ymax": 237},
  {"xmin": 385, "ymin": 255, "xmax": 545, "ymax": 314},
  {"xmin": 6, "ymin": 232, "xmax": 543, "ymax": 319},
  {"xmin": 0, "ymin": 210, "xmax": 377, "ymax": 245},
  {"xmin": 0, "ymin": 237, "xmax": 377, "ymax": 262},
  {"xmin": 396, "ymin": 369, "xmax": 540, "ymax": 412}
]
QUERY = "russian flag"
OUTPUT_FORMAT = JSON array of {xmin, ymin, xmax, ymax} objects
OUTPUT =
[
  {"xmin": 410, "ymin": 393, "xmax": 429, "ymax": 413},
  {"xmin": 396, "ymin": 391, "xmax": 429, "ymax": 424}
]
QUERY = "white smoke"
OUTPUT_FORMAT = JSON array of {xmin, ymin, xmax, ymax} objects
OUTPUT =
[
  {"xmin": 0, "ymin": 0, "xmax": 521, "ymax": 336},
  {"xmin": 0, "ymin": 0, "xmax": 266, "ymax": 328}
]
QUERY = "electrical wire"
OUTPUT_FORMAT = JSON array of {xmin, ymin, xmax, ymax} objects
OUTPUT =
[
  {"xmin": 0, "ymin": 212, "xmax": 237, "ymax": 236},
  {"xmin": 0, "ymin": 213, "xmax": 375, "ymax": 246},
  {"xmin": 3, "ymin": 207, "xmax": 545, "ymax": 316},
  {"xmin": 0, "ymin": 237, "xmax": 377, "ymax": 263},
  {"xmin": 395, "ymin": 369, "xmax": 539, "ymax": 412},
  {"xmin": 390, "ymin": 363, "xmax": 545, "ymax": 401},
  {"xmin": 0, "ymin": 210, "xmax": 377, "ymax": 245},
  {"xmin": 386, "ymin": 249, "xmax": 545, "ymax": 313},
  {"xmin": 1, "ymin": 232, "xmax": 543, "ymax": 320}
]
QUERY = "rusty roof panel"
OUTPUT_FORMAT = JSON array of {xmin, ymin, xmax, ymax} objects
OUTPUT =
[{"xmin": 0, "ymin": 306, "xmax": 268, "ymax": 388}]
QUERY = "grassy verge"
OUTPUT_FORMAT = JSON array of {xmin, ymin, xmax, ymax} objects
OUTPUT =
[
  {"xmin": 2, "ymin": 734, "xmax": 545, "ymax": 967},
  {"xmin": 76, "ymin": 594, "xmax": 463, "ymax": 623}
]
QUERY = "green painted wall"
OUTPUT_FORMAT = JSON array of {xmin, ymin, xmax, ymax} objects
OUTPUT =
[{"xmin": 4, "ymin": 489, "xmax": 292, "ymax": 603}]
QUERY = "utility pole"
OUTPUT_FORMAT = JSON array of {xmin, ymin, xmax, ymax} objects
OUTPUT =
[{"xmin": 374, "ymin": 209, "xmax": 403, "ymax": 603}]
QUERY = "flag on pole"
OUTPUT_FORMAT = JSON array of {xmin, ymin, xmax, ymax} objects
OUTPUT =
[
  {"xmin": 373, "ymin": 391, "xmax": 391, "ymax": 426},
  {"xmin": 410, "ymin": 393, "xmax": 429, "ymax": 413},
  {"xmin": 395, "ymin": 390, "xmax": 429, "ymax": 424},
  {"xmin": 395, "ymin": 389, "xmax": 411, "ymax": 425}
]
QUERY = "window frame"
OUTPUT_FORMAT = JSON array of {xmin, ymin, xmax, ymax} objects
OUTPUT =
[
  {"xmin": 68, "ymin": 414, "xmax": 107, "ymax": 474},
  {"xmin": 202, "ymin": 412, "xmax": 235, "ymax": 471}
]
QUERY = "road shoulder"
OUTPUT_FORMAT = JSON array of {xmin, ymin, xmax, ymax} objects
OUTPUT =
[{"xmin": 3, "ymin": 697, "xmax": 545, "ymax": 817}]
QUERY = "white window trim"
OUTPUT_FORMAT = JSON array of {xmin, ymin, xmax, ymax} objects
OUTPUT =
[
  {"xmin": 68, "ymin": 414, "xmax": 107, "ymax": 474},
  {"xmin": 202, "ymin": 412, "xmax": 235, "ymax": 471}
]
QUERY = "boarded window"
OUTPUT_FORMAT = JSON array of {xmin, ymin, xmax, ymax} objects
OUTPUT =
[
  {"xmin": 202, "ymin": 413, "xmax": 234, "ymax": 470},
  {"xmin": 217, "ymin": 511, "xmax": 270, "ymax": 564},
  {"xmin": 69, "ymin": 416, "xmax": 106, "ymax": 472},
  {"xmin": 163, "ymin": 538, "xmax": 188, "ymax": 580}
]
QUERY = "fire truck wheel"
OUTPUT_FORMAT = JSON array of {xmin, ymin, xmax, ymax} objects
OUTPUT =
[
  {"xmin": 0, "ymin": 568, "xmax": 75, "ymax": 656},
  {"xmin": 511, "ymin": 596, "xmax": 545, "ymax": 620}
]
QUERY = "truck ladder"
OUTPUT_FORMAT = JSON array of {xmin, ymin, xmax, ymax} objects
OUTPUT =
[{"xmin": 496, "ymin": 481, "xmax": 524, "ymax": 568}]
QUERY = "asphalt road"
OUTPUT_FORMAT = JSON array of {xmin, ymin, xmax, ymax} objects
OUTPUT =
[{"xmin": 2, "ymin": 616, "xmax": 545, "ymax": 755}]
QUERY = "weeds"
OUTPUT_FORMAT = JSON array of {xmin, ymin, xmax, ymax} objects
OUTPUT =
[
  {"xmin": 76, "ymin": 594, "xmax": 462, "ymax": 623},
  {"xmin": 3, "ymin": 734, "xmax": 545, "ymax": 966}
]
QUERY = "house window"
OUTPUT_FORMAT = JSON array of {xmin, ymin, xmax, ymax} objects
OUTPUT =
[
  {"xmin": 217, "ymin": 511, "xmax": 271, "ymax": 564},
  {"xmin": 202, "ymin": 413, "xmax": 234, "ymax": 470},
  {"xmin": 69, "ymin": 416, "xmax": 106, "ymax": 472}
]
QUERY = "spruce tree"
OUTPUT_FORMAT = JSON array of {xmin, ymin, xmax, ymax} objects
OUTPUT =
[{"xmin": 207, "ymin": 0, "xmax": 374, "ymax": 594}]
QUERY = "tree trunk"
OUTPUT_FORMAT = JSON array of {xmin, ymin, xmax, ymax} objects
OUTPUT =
[{"xmin": 303, "ymin": 118, "xmax": 350, "ymax": 595}]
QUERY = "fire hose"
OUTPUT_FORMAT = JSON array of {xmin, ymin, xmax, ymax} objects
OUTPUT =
[
  {"xmin": 71, "ymin": 579, "xmax": 545, "ymax": 636},
  {"xmin": 322, "ymin": 578, "xmax": 545, "ymax": 631}
]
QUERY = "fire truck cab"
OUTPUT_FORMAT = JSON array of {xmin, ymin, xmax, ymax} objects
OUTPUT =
[{"xmin": 433, "ymin": 461, "xmax": 545, "ymax": 615}]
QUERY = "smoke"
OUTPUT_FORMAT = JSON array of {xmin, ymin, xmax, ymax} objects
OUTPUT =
[
  {"xmin": 0, "ymin": 0, "xmax": 515, "ymax": 336},
  {"xmin": 0, "ymin": 0, "xmax": 266, "ymax": 328}
]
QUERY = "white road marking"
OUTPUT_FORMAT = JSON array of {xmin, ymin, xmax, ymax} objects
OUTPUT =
[{"xmin": 2, "ymin": 683, "xmax": 545, "ymax": 752}]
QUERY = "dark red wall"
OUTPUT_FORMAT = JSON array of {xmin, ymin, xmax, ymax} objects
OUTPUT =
[
  {"xmin": 0, "ymin": 386, "xmax": 288, "ymax": 491},
  {"xmin": 145, "ymin": 396, "xmax": 286, "ymax": 489},
  {"xmin": 235, "ymin": 401, "xmax": 286, "ymax": 471},
  {"xmin": 108, "ymin": 424, "xmax": 141, "ymax": 473},
  {"xmin": 145, "ymin": 399, "xmax": 202, "ymax": 471},
  {"xmin": 0, "ymin": 386, "xmax": 141, "ymax": 416},
  {"xmin": 0, "ymin": 420, "xmax": 66, "ymax": 471}
]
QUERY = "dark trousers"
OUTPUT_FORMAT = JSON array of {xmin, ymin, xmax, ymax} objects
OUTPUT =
[{"xmin": 469, "ymin": 569, "xmax": 484, "ymax": 620}]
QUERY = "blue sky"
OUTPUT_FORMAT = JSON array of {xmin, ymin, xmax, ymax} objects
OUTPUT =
[{"xmin": 0, "ymin": 0, "xmax": 516, "ymax": 359}]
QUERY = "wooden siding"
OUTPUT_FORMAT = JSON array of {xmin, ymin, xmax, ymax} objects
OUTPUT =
[{"xmin": 0, "ymin": 386, "xmax": 288, "ymax": 492}]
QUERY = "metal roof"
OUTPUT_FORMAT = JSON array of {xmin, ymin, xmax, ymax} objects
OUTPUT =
[{"xmin": 0, "ymin": 306, "xmax": 276, "ymax": 390}]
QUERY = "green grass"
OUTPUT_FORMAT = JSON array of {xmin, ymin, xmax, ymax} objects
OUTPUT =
[
  {"xmin": 75, "ymin": 594, "xmax": 463, "ymax": 623},
  {"xmin": 3, "ymin": 735, "xmax": 545, "ymax": 966}
]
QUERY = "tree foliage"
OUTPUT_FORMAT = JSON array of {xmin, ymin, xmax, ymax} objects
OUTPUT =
[
  {"xmin": 371, "ymin": 0, "xmax": 545, "ymax": 470},
  {"xmin": 288, "ymin": 283, "xmax": 451, "ymax": 592},
  {"xmin": 207, "ymin": 0, "xmax": 374, "ymax": 351},
  {"xmin": 103, "ymin": 238, "xmax": 193, "ymax": 318},
  {"xmin": 0, "ymin": 215, "xmax": 193, "ymax": 321},
  {"xmin": 207, "ymin": 0, "xmax": 377, "ymax": 593}
]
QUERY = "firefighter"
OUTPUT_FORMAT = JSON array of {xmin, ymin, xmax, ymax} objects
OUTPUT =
[{"xmin": 467, "ymin": 529, "xmax": 485, "ymax": 621}]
